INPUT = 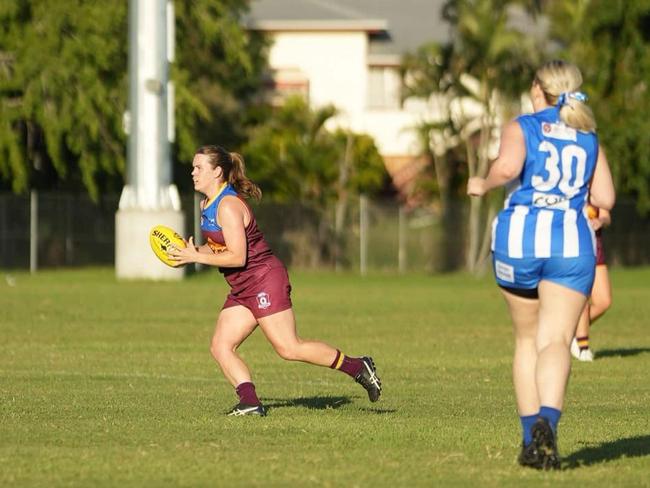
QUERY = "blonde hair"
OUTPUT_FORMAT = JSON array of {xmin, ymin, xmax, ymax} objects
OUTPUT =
[
  {"xmin": 195, "ymin": 145, "xmax": 262, "ymax": 201},
  {"xmin": 534, "ymin": 60, "xmax": 597, "ymax": 132}
]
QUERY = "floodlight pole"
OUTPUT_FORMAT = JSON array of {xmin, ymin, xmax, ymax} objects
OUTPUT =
[{"xmin": 115, "ymin": 0, "xmax": 184, "ymax": 280}]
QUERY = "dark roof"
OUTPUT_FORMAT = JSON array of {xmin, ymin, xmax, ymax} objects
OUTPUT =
[{"xmin": 246, "ymin": 0, "xmax": 451, "ymax": 60}]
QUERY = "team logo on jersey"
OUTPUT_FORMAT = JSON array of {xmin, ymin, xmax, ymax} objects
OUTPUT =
[
  {"xmin": 206, "ymin": 236, "xmax": 226, "ymax": 253},
  {"xmin": 533, "ymin": 192, "xmax": 569, "ymax": 210},
  {"xmin": 201, "ymin": 213, "xmax": 218, "ymax": 229},
  {"xmin": 256, "ymin": 292, "xmax": 271, "ymax": 309},
  {"xmin": 495, "ymin": 260, "xmax": 515, "ymax": 283},
  {"xmin": 541, "ymin": 122, "xmax": 576, "ymax": 141}
]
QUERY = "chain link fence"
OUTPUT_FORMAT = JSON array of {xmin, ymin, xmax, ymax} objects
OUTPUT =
[{"xmin": 0, "ymin": 191, "xmax": 648, "ymax": 272}]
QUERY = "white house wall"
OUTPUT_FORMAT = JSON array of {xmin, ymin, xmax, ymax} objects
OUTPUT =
[
  {"xmin": 269, "ymin": 32, "xmax": 367, "ymax": 117},
  {"xmin": 267, "ymin": 31, "xmax": 437, "ymax": 158},
  {"xmin": 352, "ymin": 109, "xmax": 424, "ymax": 157}
]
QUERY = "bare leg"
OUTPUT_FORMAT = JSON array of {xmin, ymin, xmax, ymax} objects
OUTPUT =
[
  {"xmin": 589, "ymin": 264, "xmax": 612, "ymax": 323},
  {"xmin": 575, "ymin": 302, "xmax": 590, "ymax": 339},
  {"xmin": 536, "ymin": 280, "xmax": 588, "ymax": 409},
  {"xmin": 210, "ymin": 305, "xmax": 259, "ymax": 387},
  {"xmin": 257, "ymin": 308, "xmax": 338, "ymax": 366},
  {"xmin": 500, "ymin": 289, "xmax": 540, "ymax": 416}
]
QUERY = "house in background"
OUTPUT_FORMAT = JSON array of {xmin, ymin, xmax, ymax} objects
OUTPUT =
[{"xmin": 246, "ymin": 0, "xmax": 450, "ymax": 196}]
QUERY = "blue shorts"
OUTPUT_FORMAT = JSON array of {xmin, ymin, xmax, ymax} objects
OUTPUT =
[{"xmin": 492, "ymin": 252, "xmax": 596, "ymax": 297}]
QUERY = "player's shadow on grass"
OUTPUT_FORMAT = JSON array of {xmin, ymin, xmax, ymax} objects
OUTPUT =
[
  {"xmin": 264, "ymin": 395, "xmax": 353, "ymax": 411},
  {"xmin": 264, "ymin": 396, "xmax": 396, "ymax": 414},
  {"xmin": 563, "ymin": 434, "xmax": 650, "ymax": 469},
  {"xmin": 595, "ymin": 347, "xmax": 650, "ymax": 359}
]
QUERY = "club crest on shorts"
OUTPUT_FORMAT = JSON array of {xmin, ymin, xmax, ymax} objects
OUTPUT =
[{"xmin": 256, "ymin": 291, "xmax": 271, "ymax": 309}]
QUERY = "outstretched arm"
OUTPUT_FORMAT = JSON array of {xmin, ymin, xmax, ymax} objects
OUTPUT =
[{"xmin": 467, "ymin": 120, "xmax": 526, "ymax": 197}]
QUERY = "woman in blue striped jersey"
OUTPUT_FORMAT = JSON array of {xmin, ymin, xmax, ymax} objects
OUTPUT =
[{"xmin": 467, "ymin": 60, "xmax": 615, "ymax": 469}]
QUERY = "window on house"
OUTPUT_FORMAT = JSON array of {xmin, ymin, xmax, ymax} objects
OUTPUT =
[{"xmin": 367, "ymin": 66, "xmax": 401, "ymax": 110}]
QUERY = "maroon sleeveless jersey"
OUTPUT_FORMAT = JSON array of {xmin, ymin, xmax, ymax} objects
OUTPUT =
[{"xmin": 200, "ymin": 191, "xmax": 285, "ymax": 291}]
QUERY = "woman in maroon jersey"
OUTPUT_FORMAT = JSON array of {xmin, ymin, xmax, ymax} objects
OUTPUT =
[
  {"xmin": 570, "ymin": 205, "xmax": 613, "ymax": 361},
  {"xmin": 168, "ymin": 145, "xmax": 381, "ymax": 416}
]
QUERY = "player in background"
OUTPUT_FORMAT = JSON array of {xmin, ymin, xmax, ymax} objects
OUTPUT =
[
  {"xmin": 467, "ymin": 60, "xmax": 615, "ymax": 469},
  {"xmin": 571, "ymin": 205, "xmax": 612, "ymax": 361},
  {"xmin": 168, "ymin": 145, "xmax": 381, "ymax": 416}
]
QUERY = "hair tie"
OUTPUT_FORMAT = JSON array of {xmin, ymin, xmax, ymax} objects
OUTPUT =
[
  {"xmin": 569, "ymin": 91, "xmax": 588, "ymax": 103},
  {"xmin": 557, "ymin": 91, "xmax": 588, "ymax": 108}
]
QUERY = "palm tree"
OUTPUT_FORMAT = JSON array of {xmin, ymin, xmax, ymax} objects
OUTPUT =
[
  {"xmin": 545, "ymin": 0, "xmax": 650, "ymax": 215},
  {"xmin": 243, "ymin": 95, "xmax": 386, "ymax": 267},
  {"xmin": 403, "ymin": 0, "xmax": 540, "ymax": 272}
]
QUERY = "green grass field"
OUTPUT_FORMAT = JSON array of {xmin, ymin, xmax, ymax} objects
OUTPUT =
[{"xmin": 1, "ymin": 267, "xmax": 649, "ymax": 487}]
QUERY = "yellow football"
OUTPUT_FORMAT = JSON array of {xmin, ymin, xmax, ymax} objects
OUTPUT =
[
  {"xmin": 586, "ymin": 205, "xmax": 599, "ymax": 219},
  {"xmin": 149, "ymin": 225, "xmax": 186, "ymax": 267}
]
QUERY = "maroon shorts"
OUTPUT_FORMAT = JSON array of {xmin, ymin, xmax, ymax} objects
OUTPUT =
[
  {"xmin": 223, "ymin": 265, "xmax": 292, "ymax": 319},
  {"xmin": 595, "ymin": 230, "xmax": 606, "ymax": 266}
]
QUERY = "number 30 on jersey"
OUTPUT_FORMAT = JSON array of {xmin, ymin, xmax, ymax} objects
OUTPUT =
[{"xmin": 532, "ymin": 141, "xmax": 587, "ymax": 199}]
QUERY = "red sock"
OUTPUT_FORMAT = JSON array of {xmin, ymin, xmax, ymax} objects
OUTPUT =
[
  {"xmin": 236, "ymin": 382, "xmax": 261, "ymax": 406},
  {"xmin": 330, "ymin": 350, "xmax": 363, "ymax": 378}
]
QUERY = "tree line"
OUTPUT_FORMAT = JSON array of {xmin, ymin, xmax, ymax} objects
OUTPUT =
[
  {"xmin": 0, "ymin": 0, "xmax": 386, "ymax": 202},
  {"xmin": 401, "ymin": 0, "xmax": 650, "ymax": 270},
  {"xmin": 1, "ymin": 0, "xmax": 648, "ymax": 270}
]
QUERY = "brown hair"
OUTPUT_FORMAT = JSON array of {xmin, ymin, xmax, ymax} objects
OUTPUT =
[
  {"xmin": 534, "ymin": 60, "xmax": 597, "ymax": 132},
  {"xmin": 195, "ymin": 145, "xmax": 262, "ymax": 201}
]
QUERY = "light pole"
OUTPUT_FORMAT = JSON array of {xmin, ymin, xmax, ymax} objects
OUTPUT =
[{"xmin": 115, "ymin": 0, "xmax": 183, "ymax": 280}]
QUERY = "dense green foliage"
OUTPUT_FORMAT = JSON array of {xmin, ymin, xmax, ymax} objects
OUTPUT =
[
  {"xmin": 401, "ymin": 0, "xmax": 650, "ymax": 272},
  {"xmin": 545, "ymin": 0, "xmax": 650, "ymax": 214},
  {"xmin": 1, "ymin": 268, "xmax": 649, "ymax": 485},
  {"xmin": 0, "ymin": 0, "xmax": 266, "ymax": 199},
  {"xmin": 243, "ymin": 96, "xmax": 388, "ymax": 266},
  {"xmin": 402, "ymin": 0, "xmax": 650, "ymax": 214},
  {"xmin": 172, "ymin": 0, "xmax": 268, "ymax": 163},
  {"xmin": 244, "ymin": 96, "xmax": 387, "ymax": 206},
  {"xmin": 402, "ymin": 0, "xmax": 541, "ymax": 271},
  {"xmin": 0, "ymin": 1, "xmax": 128, "ymax": 196},
  {"xmin": 1, "ymin": 0, "xmax": 648, "ymax": 221}
]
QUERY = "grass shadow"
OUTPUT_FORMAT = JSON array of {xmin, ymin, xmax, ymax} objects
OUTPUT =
[
  {"xmin": 263, "ymin": 396, "xmax": 397, "ymax": 415},
  {"xmin": 358, "ymin": 407, "xmax": 398, "ymax": 414},
  {"xmin": 563, "ymin": 435, "xmax": 650, "ymax": 469},
  {"xmin": 264, "ymin": 395, "xmax": 353, "ymax": 411},
  {"xmin": 595, "ymin": 347, "xmax": 650, "ymax": 359}
]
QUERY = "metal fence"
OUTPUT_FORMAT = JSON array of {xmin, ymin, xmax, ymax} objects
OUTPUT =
[
  {"xmin": 1, "ymin": 191, "xmax": 649, "ymax": 272},
  {"xmin": 0, "ymin": 192, "xmax": 119, "ymax": 270}
]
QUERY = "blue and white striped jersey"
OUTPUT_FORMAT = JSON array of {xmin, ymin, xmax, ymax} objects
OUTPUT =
[{"xmin": 492, "ymin": 107, "xmax": 599, "ymax": 259}]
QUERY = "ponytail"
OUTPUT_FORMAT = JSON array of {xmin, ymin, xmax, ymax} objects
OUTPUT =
[
  {"xmin": 534, "ymin": 60, "xmax": 597, "ymax": 132},
  {"xmin": 557, "ymin": 95, "xmax": 597, "ymax": 133},
  {"xmin": 195, "ymin": 145, "xmax": 262, "ymax": 201},
  {"xmin": 229, "ymin": 152, "xmax": 262, "ymax": 201}
]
